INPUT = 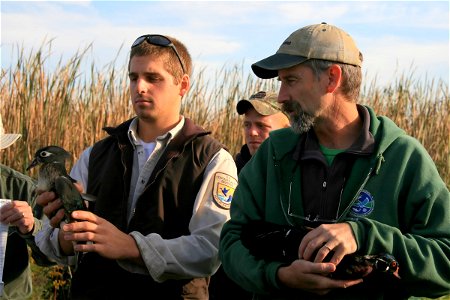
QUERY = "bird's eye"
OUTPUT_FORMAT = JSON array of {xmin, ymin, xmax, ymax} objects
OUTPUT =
[
  {"xmin": 40, "ymin": 151, "xmax": 52, "ymax": 157},
  {"xmin": 389, "ymin": 261, "xmax": 398, "ymax": 272}
]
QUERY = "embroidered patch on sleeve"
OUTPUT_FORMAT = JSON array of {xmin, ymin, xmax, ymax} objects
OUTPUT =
[{"xmin": 212, "ymin": 172, "xmax": 237, "ymax": 210}]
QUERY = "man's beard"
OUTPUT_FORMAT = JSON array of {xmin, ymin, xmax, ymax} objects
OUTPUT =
[{"xmin": 283, "ymin": 101, "xmax": 315, "ymax": 134}]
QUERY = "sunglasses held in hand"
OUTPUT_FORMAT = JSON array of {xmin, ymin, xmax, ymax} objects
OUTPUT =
[{"xmin": 131, "ymin": 34, "xmax": 186, "ymax": 74}]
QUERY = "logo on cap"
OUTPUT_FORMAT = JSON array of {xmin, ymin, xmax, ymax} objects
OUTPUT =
[{"xmin": 249, "ymin": 91, "xmax": 268, "ymax": 100}]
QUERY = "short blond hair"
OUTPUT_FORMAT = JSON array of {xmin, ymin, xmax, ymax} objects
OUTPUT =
[{"xmin": 129, "ymin": 35, "xmax": 192, "ymax": 84}]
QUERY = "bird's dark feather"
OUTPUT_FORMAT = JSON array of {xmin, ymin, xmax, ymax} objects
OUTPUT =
[
  {"xmin": 54, "ymin": 176, "xmax": 87, "ymax": 223},
  {"xmin": 241, "ymin": 221, "xmax": 402, "ymax": 280}
]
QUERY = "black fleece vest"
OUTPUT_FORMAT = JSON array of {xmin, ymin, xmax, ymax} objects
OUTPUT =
[{"xmin": 70, "ymin": 118, "xmax": 223, "ymax": 300}]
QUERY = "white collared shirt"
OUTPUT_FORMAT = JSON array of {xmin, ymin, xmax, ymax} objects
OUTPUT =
[{"xmin": 126, "ymin": 117, "xmax": 184, "ymax": 223}]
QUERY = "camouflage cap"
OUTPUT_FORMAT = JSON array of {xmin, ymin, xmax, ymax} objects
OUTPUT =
[{"xmin": 236, "ymin": 91, "xmax": 283, "ymax": 116}]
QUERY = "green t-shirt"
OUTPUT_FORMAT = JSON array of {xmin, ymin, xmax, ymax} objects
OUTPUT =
[{"xmin": 319, "ymin": 144, "xmax": 345, "ymax": 166}]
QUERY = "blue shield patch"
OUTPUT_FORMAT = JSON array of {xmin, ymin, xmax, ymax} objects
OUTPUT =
[{"xmin": 350, "ymin": 190, "xmax": 374, "ymax": 217}]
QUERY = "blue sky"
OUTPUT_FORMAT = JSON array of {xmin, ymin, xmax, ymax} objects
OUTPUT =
[{"xmin": 1, "ymin": 1, "xmax": 449, "ymax": 87}]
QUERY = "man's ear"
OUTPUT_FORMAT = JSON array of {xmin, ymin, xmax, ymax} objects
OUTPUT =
[
  {"xmin": 179, "ymin": 74, "xmax": 190, "ymax": 97},
  {"xmin": 326, "ymin": 64, "xmax": 342, "ymax": 93}
]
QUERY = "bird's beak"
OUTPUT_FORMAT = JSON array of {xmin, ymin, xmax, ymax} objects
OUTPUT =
[{"xmin": 26, "ymin": 158, "xmax": 39, "ymax": 171}]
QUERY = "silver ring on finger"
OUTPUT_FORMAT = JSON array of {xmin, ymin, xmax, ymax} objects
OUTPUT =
[{"xmin": 323, "ymin": 244, "xmax": 332, "ymax": 251}]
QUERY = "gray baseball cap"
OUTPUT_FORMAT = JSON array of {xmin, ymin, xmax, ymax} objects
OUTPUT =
[
  {"xmin": 236, "ymin": 91, "xmax": 283, "ymax": 116},
  {"xmin": 252, "ymin": 22, "xmax": 362, "ymax": 79}
]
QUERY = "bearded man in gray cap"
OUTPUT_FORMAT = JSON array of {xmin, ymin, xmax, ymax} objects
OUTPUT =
[{"xmin": 219, "ymin": 23, "xmax": 450, "ymax": 299}]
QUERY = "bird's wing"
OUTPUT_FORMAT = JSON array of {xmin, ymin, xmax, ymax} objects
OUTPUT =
[
  {"xmin": 54, "ymin": 176, "xmax": 87, "ymax": 221},
  {"xmin": 50, "ymin": 162, "xmax": 71, "ymax": 177}
]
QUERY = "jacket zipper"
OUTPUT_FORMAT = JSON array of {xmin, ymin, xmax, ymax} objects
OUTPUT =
[
  {"xmin": 129, "ymin": 153, "xmax": 178, "ymax": 222},
  {"xmin": 337, "ymin": 167, "xmax": 373, "ymax": 222}
]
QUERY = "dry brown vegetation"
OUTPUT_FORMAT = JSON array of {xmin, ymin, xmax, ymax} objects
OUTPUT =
[
  {"xmin": 1, "ymin": 42, "xmax": 448, "ymax": 186},
  {"xmin": 1, "ymin": 42, "xmax": 449, "ymax": 299}
]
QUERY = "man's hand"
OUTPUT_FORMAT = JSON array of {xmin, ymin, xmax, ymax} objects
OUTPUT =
[
  {"xmin": 61, "ymin": 210, "xmax": 142, "ymax": 263},
  {"xmin": 36, "ymin": 182, "xmax": 85, "ymax": 228},
  {"xmin": 277, "ymin": 259, "xmax": 363, "ymax": 295},
  {"xmin": 35, "ymin": 191, "xmax": 65, "ymax": 228},
  {"xmin": 0, "ymin": 200, "xmax": 35, "ymax": 234},
  {"xmin": 299, "ymin": 223, "xmax": 357, "ymax": 265}
]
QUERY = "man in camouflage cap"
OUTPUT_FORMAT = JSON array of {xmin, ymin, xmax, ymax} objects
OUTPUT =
[
  {"xmin": 235, "ymin": 91, "xmax": 290, "ymax": 173},
  {"xmin": 209, "ymin": 91, "xmax": 289, "ymax": 299}
]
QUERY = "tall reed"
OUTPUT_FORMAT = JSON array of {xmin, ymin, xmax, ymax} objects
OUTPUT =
[{"xmin": 1, "ymin": 42, "xmax": 448, "ymax": 187}]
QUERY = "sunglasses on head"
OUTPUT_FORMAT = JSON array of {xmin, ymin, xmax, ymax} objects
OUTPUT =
[{"xmin": 131, "ymin": 34, "xmax": 186, "ymax": 74}]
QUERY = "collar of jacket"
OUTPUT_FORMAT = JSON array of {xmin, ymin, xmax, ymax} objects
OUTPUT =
[
  {"xmin": 268, "ymin": 104, "xmax": 404, "ymax": 164},
  {"xmin": 235, "ymin": 144, "xmax": 252, "ymax": 174},
  {"xmin": 292, "ymin": 104, "xmax": 375, "ymax": 161},
  {"xmin": 101, "ymin": 117, "xmax": 214, "ymax": 148}
]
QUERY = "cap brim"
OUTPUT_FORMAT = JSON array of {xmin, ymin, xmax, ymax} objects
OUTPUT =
[
  {"xmin": 236, "ymin": 99, "xmax": 281, "ymax": 116},
  {"xmin": 236, "ymin": 100, "xmax": 252, "ymax": 115},
  {"xmin": 251, "ymin": 53, "xmax": 309, "ymax": 79},
  {"xmin": 0, "ymin": 134, "xmax": 22, "ymax": 150}
]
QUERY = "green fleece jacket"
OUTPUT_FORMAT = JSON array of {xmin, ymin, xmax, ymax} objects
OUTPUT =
[{"xmin": 219, "ymin": 106, "xmax": 450, "ymax": 299}]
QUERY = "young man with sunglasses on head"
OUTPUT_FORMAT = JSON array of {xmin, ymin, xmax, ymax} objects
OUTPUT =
[
  {"xmin": 219, "ymin": 23, "xmax": 450, "ymax": 299},
  {"xmin": 35, "ymin": 34, "xmax": 238, "ymax": 299}
]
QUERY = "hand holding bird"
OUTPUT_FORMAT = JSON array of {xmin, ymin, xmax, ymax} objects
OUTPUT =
[
  {"xmin": 0, "ymin": 200, "xmax": 34, "ymax": 234},
  {"xmin": 28, "ymin": 146, "xmax": 92, "ymax": 225}
]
